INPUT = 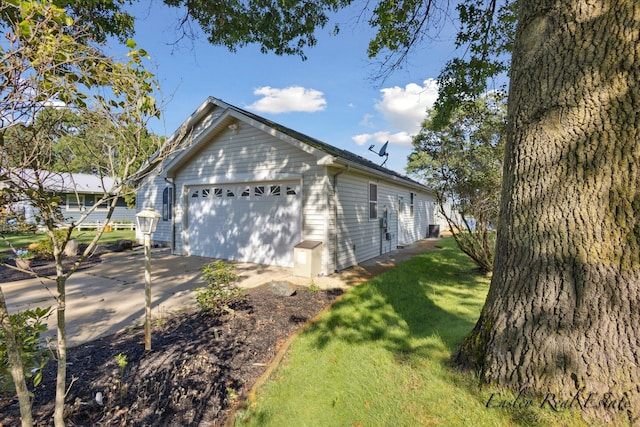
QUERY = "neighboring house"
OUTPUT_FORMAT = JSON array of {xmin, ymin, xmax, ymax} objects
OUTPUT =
[
  {"xmin": 136, "ymin": 97, "xmax": 438, "ymax": 275},
  {"xmin": 2, "ymin": 169, "xmax": 135, "ymax": 227}
]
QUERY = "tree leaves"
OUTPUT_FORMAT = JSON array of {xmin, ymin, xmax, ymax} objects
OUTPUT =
[
  {"xmin": 163, "ymin": 0, "xmax": 351, "ymax": 59},
  {"xmin": 434, "ymin": 0, "xmax": 517, "ymax": 126},
  {"xmin": 407, "ymin": 94, "xmax": 506, "ymax": 272}
]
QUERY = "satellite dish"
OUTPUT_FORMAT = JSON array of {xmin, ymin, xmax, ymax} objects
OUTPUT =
[
  {"xmin": 367, "ymin": 141, "xmax": 390, "ymax": 167},
  {"xmin": 379, "ymin": 141, "xmax": 388, "ymax": 157}
]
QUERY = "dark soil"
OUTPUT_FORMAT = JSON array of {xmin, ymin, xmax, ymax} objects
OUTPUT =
[
  {"xmin": 1, "ymin": 267, "xmax": 343, "ymax": 426},
  {"xmin": 0, "ymin": 242, "xmax": 128, "ymax": 282},
  {"xmin": 0, "ymin": 254, "xmax": 103, "ymax": 282}
]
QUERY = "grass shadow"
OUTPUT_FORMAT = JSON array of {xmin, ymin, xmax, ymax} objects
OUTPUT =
[{"xmin": 307, "ymin": 238, "xmax": 485, "ymax": 357}]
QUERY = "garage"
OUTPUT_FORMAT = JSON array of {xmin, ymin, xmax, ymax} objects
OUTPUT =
[{"xmin": 186, "ymin": 180, "xmax": 301, "ymax": 267}]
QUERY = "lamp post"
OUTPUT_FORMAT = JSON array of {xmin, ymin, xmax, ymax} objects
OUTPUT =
[{"xmin": 136, "ymin": 207, "xmax": 161, "ymax": 351}]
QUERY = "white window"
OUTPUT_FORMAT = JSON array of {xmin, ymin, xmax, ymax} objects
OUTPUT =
[
  {"xmin": 67, "ymin": 194, "xmax": 85, "ymax": 211},
  {"xmin": 96, "ymin": 196, "xmax": 110, "ymax": 211},
  {"xmin": 254, "ymin": 186, "xmax": 265, "ymax": 197},
  {"xmin": 369, "ymin": 183, "xmax": 378, "ymax": 220},
  {"xmin": 410, "ymin": 192, "xmax": 415, "ymax": 216},
  {"xmin": 214, "ymin": 188, "xmax": 223, "ymax": 198},
  {"xmin": 162, "ymin": 187, "xmax": 173, "ymax": 221},
  {"xmin": 270, "ymin": 185, "xmax": 281, "ymax": 196}
]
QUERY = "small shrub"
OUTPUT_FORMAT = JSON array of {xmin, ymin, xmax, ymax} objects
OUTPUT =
[
  {"xmin": 115, "ymin": 353, "xmax": 128, "ymax": 376},
  {"xmin": 309, "ymin": 281, "xmax": 321, "ymax": 293},
  {"xmin": 196, "ymin": 261, "xmax": 245, "ymax": 313},
  {"xmin": 0, "ymin": 307, "xmax": 52, "ymax": 392},
  {"xmin": 34, "ymin": 229, "xmax": 69, "ymax": 259},
  {"xmin": 114, "ymin": 352, "xmax": 129, "ymax": 402}
]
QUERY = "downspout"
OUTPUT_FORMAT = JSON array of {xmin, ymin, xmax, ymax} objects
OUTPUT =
[
  {"xmin": 164, "ymin": 177, "xmax": 176, "ymax": 253},
  {"xmin": 332, "ymin": 165, "xmax": 349, "ymax": 272}
]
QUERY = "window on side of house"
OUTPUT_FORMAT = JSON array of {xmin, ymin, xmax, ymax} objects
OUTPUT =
[
  {"xmin": 66, "ymin": 194, "xmax": 85, "ymax": 211},
  {"xmin": 162, "ymin": 187, "xmax": 172, "ymax": 221},
  {"xmin": 410, "ymin": 192, "xmax": 415, "ymax": 216},
  {"xmin": 369, "ymin": 183, "xmax": 378, "ymax": 220},
  {"xmin": 96, "ymin": 195, "xmax": 110, "ymax": 211}
]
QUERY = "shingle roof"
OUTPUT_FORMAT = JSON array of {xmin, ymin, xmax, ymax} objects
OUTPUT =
[
  {"xmin": 3, "ymin": 169, "xmax": 116, "ymax": 194},
  {"xmin": 138, "ymin": 96, "xmax": 431, "ymax": 193}
]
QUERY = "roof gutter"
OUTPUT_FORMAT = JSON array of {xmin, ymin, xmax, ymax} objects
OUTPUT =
[{"xmin": 319, "ymin": 156, "xmax": 434, "ymax": 196}]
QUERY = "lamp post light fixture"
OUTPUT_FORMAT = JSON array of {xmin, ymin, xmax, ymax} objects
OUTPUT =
[{"xmin": 136, "ymin": 207, "xmax": 161, "ymax": 351}]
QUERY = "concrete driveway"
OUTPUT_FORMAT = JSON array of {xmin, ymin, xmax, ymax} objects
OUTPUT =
[{"xmin": 2, "ymin": 239, "xmax": 440, "ymax": 346}]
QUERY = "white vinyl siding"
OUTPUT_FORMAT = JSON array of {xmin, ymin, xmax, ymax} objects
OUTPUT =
[
  {"xmin": 334, "ymin": 171, "xmax": 437, "ymax": 270},
  {"xmin": 171, "ymin": 122, "xmax": 328, "ymax": 267},
  {"xmin": 335, "ymin": 173, "xmax": 380, "ymax": 268},
  {"xmin": 136, "ymin": 173, "xmax": 173, "ymax": 245}
]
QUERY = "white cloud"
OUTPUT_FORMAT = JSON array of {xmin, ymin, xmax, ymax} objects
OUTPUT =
[
  {"xmin": 375, "ymin": 79, "xmax": 438, "ymax": 135},
  {"xmin": 352, "ymin": 131, "xmax": 413, "ymax": 147},
  {"xmin": 359, "ymin": 113, "xmax": 375, "ymax": 129},
  {"xmin": 353, "ymin": 79, "xmax": 438, "ymax": 148},
  {"xmin": 246, "ymin": 86, "xmax": 327, "ymax": 114}
]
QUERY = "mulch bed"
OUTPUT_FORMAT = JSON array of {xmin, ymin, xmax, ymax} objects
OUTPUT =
[
  {"xmin": 0, "ymin": 255, "xmax": 103, "ymax": 282},
  {"xmin": 1, "ymin": 281, "xmax": 343, "ymax": 426}
]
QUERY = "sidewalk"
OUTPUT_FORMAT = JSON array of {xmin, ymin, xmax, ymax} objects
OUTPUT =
[{"xmin": 2, "ymin": 239, "xmax": 440, "ymax": 345}]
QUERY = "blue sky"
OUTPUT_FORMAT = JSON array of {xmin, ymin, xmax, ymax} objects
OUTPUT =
[{"xmin": 123, "ymin": 2, "xmax": 460, "ymax": 175}]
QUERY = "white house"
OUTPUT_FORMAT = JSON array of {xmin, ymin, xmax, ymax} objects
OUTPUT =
[
  {"xmin": 136, "ymin": 97, "xmax": 438, "ymax": 275},
  {"xmin": 2, "ymin": 169, "xmax": 135, "ymax": 228}
]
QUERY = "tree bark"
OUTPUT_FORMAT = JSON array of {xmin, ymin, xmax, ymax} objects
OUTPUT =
[
  {"xmin": 54, "ymin": 256, "xmax": 68, "ymax": 426},
  {"xmin": 0, "ymin": 287, "xmax": 34, "ymax": 427},
  {"xmin": 459, "ymin": 0, "xmax": 640, "ymax": 420}
]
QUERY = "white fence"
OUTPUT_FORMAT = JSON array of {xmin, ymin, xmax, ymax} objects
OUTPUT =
[{"xmin": 73, "ymin": 221, "xmax": 135, "ymax": 231}]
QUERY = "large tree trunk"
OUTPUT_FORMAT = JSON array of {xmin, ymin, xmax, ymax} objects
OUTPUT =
[{"xmin": 458, "ymin": 0, "xmax": 640, "ymax": 420}]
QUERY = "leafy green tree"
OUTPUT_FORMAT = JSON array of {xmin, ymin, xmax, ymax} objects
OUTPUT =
[
  {"xmin": 0, "ymin": 1, "xmax": 170, "ymax": 425},
  {"xmin": 174, "ymin": 0, "xmax": 640, "ymax": 419},
  {"xmin": 457, "ymin": 1, "xmax": 640, "ymax": 418},
  {"xmin": 0, "ymin": 0, "xmax": 135, "ymax": 42},
  {"xmin": 407, "ymin": 93, "xmax": 506, "ymax": 273}
]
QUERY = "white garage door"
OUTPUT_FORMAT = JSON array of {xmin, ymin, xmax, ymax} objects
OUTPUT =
[{"xmin": 186, "ymin": 181, "xmax": 301, "ymax": 267}]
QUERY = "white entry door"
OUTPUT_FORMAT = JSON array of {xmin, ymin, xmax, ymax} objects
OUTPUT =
[{"xmin": 186, "ymin": 181, "xmax": 301, "ymax": 267}]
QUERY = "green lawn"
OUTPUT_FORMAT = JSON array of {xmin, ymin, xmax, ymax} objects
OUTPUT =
[
  {"xmin": 0, "ymin": 230, "xmax": 136, "ymax": 252},
  {"xmin": 232, "ymin": 238, "xmax": 587, "ymax": 427}
]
